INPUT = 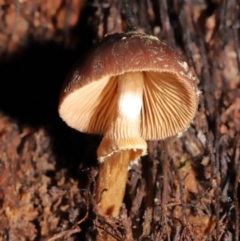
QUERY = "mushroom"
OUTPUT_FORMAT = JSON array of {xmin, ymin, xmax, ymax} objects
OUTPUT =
[{"xmin": 58, "ymin": 32, "xmax": 199, "ymax": 220}]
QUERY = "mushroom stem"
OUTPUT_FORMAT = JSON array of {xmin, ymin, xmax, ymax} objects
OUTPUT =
[
  {"xmin": 96, "ymin": 150, "xmax": 130, "ymax": 216},
  {"xmin": 97, "ymin": 72, "xmax": 147, "ymax": 163},
  {"xmin": 96, "ymin": 72, "xmax": 147, "ymax": 217}
]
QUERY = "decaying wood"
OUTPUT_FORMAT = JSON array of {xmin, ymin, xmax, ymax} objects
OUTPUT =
[{"xmin": 0, "ymin": 0, "xmax": 239, "ymax": 240}]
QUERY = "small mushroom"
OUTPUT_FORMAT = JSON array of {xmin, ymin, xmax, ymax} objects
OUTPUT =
[{"xmin": 58, "ymin": 32, "xmax": 199, "ymax": 219}]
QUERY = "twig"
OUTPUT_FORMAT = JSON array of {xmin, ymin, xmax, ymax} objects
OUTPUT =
[
  {"xmin": 170, "ymin": 158, "xmax": 187, "ymax": 225},
  {"xmin": 158, "ymin": 0, "xmax": 175, "ymax": 46},
  {"xmin": 47, "ymin": 226, "xmax": 81, "ymax": 241},
  {"xmin": 161, "ymin": 140, "xmax": 169, "ymax": 208},
  {"xmin": 183, "ymin": 1, "xmax": 214, "ymax": 121},
  {"xmin": 122, "ymin": 0, "xmax": 137, "ymax": 31},
  {"xmin": 47, "ymin": 200, "xmax": 89, "ymax": 241}
]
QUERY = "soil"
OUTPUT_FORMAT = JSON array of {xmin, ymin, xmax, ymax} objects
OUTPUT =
[{"xmin": 0, "ymin": 0, "xmax": 239, "ymax": 240}]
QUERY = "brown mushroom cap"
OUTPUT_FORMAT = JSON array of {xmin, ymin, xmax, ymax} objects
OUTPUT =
[{"xmin": 59, "ymin": 31, "xmax": 199, "ymax": 140}]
